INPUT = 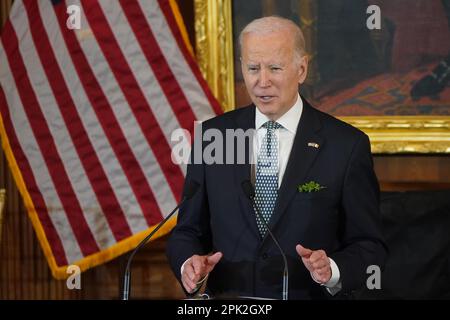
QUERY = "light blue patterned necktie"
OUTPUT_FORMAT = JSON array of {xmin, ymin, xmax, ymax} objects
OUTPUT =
[{"xmin": 254, "ymin": 120, "xmax": 282, "ymax": 237}]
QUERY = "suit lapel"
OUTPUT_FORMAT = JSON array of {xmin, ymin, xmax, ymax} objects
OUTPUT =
[
  {"xmin": 265, "ymin": 99, "xmax": 325, "ymax": 239},
  {"xmin": 233, "ymin": 106, "xmax": 260, "ymax": 238}
]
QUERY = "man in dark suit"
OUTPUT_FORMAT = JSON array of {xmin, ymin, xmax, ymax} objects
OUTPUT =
[{"xmin": 167, "ymin": 16, "xmax": 387, "ymax": 299}]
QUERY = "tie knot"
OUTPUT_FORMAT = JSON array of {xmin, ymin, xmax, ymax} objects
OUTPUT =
[{"xmin": 262, "ymin": 121, "xmax": 282, "ymax": 131}]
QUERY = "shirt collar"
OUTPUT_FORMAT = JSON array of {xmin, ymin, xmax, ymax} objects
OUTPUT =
[{"xmin": 255, "ymin": 93, "xmax": 303, "ymax": 134}]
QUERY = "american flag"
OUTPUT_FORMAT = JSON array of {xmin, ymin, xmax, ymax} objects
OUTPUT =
[{"xmin": 0, "ymin": 0, "xmax": 221, "ymax": 279}]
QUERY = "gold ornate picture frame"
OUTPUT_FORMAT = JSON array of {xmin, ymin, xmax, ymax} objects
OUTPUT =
[{"xmin": 194, "ymin": 0, "xmax": 450, "ymax": 153}]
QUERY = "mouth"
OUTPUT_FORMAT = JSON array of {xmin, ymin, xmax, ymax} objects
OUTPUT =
[{"xmin": 256, "ymin": 95, "xmax": 276, "ymax": 103}]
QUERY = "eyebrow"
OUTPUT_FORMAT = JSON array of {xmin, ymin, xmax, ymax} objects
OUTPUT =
[{"xmin": 245, "ymin": 63, "xmax": 260, "ymax": 69}]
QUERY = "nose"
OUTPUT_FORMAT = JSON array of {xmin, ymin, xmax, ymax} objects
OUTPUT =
[{"xmin": 258, "ymin": 69, "xmax": 271, "ymax": 88}]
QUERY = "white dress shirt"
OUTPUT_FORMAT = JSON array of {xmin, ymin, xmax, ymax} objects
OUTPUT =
[{"xmin": 253, "ymin": 93, "xmax": 303, "ymax": 187}]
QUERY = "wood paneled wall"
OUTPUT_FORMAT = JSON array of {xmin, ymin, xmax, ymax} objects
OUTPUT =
[
  {"xmin": 0, "ymin": 0, "xmax": 13, "ymax": 29},
  {"xmin": 375, "ymin": 155, "xmax": 450, "ymax": 191}
]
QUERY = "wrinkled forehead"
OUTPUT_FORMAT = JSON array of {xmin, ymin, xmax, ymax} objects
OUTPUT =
[{"xmin": 241, "ymin": 32, "xmax": 296, "ymax": 63}]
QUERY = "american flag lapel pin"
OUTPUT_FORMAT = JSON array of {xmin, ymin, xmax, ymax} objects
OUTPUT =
[{"xmin": 308, "ymin": 142, "xmax": 320, "ymax": 149}]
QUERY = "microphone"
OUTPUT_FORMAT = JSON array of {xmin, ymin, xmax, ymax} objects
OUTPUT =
[
  {"xmin": 121, "ymin": 180, "xmax": 200, "ymax": 300},
  {"xmin": 241, "ymin": 180, "xmax": 289, "ymax": 300}
]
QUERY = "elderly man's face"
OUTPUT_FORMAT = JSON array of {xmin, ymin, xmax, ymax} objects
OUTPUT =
[{"xmin": 241, "ymin": 31, "xmax": 308, "ymax": 120}]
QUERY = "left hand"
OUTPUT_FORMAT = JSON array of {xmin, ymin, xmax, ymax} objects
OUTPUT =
[{"xmin": 296, "ymin": 244, "xmax": 331, "ymax": 284}]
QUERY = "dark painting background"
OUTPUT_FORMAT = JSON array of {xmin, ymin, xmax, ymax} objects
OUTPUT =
[{"xmin": 232, "ymin": 0, "xmax": 450, "ymax": 116}]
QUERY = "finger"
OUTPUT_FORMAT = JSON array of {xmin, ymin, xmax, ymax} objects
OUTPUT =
[
  {"xmin": 312, "ymin": 258, "xmax": 328, "ymax": 270},
  {"xmin": 309, "ymin": 250, "xmax": 326, "ymax": 264},
  {"xmin": 315, "ymin": 265, "xmax": 330, "ymax": 275},
  {"xmin": 206, "ymin": 252, "xmax": 223, "ymax": 266},
  {"xmin": 191, "ymin": 257, "xmax": 207, "ymax": 276},
  {"xmin": 319, "ymin": 272, "xmax": 331, "ymax": 283},
  {"xmin": 182, "ymin": 279, "xmax": 194, "ymax": 293},
  {"xmin": 205, "ymin": 252, "xmax": 223, "ymax": 273},
  {"xmin": 182, "ymin": 276, "xmax": 196, "ymax": 293},
  {"xmin": 184, "ymin": 263, "xmax": 197, "ymax": 282},
  {"xmin": 313, "ymin": 270, "xmax": 330, "ymax": 284},
  {"xmin": 296, "ymin": 244, "xmax": 312, "ymax": 258}
]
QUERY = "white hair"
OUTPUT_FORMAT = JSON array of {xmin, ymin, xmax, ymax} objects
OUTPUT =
[{"xmin": 238, "ymin": 16, "xmax": 306, "ymax": 62}]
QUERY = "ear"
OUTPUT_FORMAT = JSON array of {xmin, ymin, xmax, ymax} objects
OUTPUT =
[{"xmin": 297, "ymin": 55, "xmax": 309, "ymax": 85}]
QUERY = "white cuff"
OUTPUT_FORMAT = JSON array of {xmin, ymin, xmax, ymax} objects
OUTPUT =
[
  {"xmin": 311, "ymin": 258, "xmax": 342, "ymax": 295},
  {"xmin": 325, "ymin": 258, "xmax": 340, "ymax": 288}
]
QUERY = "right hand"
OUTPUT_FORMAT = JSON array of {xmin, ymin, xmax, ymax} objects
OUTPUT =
[{"xmin": 181, "ymin": 252, "xmax": 223, "ymax": 293}]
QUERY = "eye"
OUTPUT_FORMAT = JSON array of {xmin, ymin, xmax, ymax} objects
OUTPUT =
[
  {"xmin": 248, "ymin": 66, "xmax": 259, "ymax": 72},
  {"xmin": 270, "ymin": 66, "xmax": 282, "ymax": 71}
]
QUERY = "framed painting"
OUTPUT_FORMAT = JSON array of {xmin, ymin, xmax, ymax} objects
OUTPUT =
[{"xmin": 194, "ymin": 0, "xmax": 450, "ymax": 153}]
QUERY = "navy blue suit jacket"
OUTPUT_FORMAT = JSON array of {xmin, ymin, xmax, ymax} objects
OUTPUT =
[{"xmin": 167, "ymin": 98, "xmax": 387, "ymax": 299}]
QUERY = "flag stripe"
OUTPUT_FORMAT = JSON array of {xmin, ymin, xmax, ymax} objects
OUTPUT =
[
  {"xmin": 0, "ymin": 85, "xmax": 68, "ymax": 266},
  {"xmin": 157, "ymin": 0, "xmax": 224, "ymax": 115},
  {"xmin": 1, "ymin": 19, "xmax": 100, "ymax": 256},
  {"xmin": 15, "ymin": 2, "xmax": 115, "ymax": 251},
  {"xmin": 81, "ymin": 1, "xmax": 185, "ymax": 199},
  {"xmin": 0, "ymin": 34, "xmax": 84, "ymax": 264},
  {"xmin": 93, "ymin": 1, "xmax": 180, "ymax": 216},
  {"xmin": 53, "ymin": 2, "xmax": 162, "ymax": 227},
  {"xmin": 24, "ymin": 0, "xmax": 133, "ymax": 242},
  {"xmin": 141, "ymin": 0, "xmax": 219, "ymax": 122},
  {"xmin": 37, "ymin": 0, "xmax": 150, "ymax": 235},
  {"xmin": 120, "ymin": 0, "xmax": 197, "ymax": 134}
]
